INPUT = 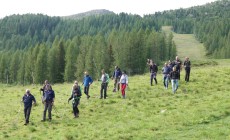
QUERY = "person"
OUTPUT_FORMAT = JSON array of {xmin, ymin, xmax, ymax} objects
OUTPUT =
[
  {"xmin": 162, "ymin": 62, "xmax": 171, "ymax": 89},
  {"xmin": 167, "ymin": 60, "xmax": 174, "ymax": 82},
  {"xmin": 99, "ymin": 69, "xmax": 109, "ymax": 99},
  {"xmin": 22, "ymin": 89, "xmax": 36, "ymax": 125},
  {"xmin": 68, "ymin": 81, "xmax": 82, "ymax": 118},
  {"xmin": 183, "ymin": 57, "xmax": 191, "ymax": 82},
  {"xmin": 147, "ymin": 59, "xmax": 158, "ymax": 86},
  {"xmin": 112, "ymin": 66, "xmax": 122, "ymax": 92},
  {"xmin": 41, "ymin": 85, "xmax": 55, "ymax": 121},
  {"xmin": 170, "ymin": 67, "xmax": 180, "ymax": 94},
  {"xmin": 172, "ymin": 56, "xmax": 182, "ymax": 80},
  {"xmin": 82, "ymin": 71, "xmax": 93, "ymax": 99},
  {"xmin": 119, "ymin": 71, "xmax": 128, "ymax": 99},
  {"xmin": 40, "ymin": 80, "xmax": 52, "ymax": 102}
]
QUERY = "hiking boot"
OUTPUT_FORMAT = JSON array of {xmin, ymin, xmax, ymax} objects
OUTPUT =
[
  {"xmin": 41, "ymin": 119, "xmax": 46, "ymax": 122},
  {"xmin": 87, "ymin": 95, "xmax": 90, "ymax": 99},
  {"xmin": 24, "ymin": 122, "xmax": 28, "ymax": 125}
]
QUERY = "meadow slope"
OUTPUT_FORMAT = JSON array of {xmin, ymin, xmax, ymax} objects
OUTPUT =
[
  {"xmin": 1, "ymin": 27, "xmax": 230, "ymax": 139},
  {"xmin": 0, "ymin": 60, "xmax": 230, "ymax": 140}
]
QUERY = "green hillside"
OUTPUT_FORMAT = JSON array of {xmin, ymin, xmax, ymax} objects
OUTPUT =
[
  {"xmin": 0, "ymin": 60, "xmax": 230, "ymax": 139},
  {"xmin": 162, "ymin": 26, "xmax": 206, "ymax": 60}
]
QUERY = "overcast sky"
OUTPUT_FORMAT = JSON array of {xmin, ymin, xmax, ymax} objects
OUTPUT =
[{"xmin": 0, "ymin": 0, "xmax": 217, "ymax": 18}]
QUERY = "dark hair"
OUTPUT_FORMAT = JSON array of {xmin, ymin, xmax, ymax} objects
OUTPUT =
[{"xmin": 122, "ymin": 70, "xmax": 126, "ymax": 74}]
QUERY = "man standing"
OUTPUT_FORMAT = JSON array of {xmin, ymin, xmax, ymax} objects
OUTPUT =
[
  {"xmin": 100, "ymin": 69, "xmax": 109, "ymax": 99},
  {"xmin": 173, "ymin": 56, "xmax": 182, "ymax": 80},
  {"xmin": 184, "ymin": 57, "xmax": 191, "ymax": 82},
  {"xmin": 42, "ymin": 85, "xmax": 55, "ymax": 122},
  {"xmin": 147, "ymin": 59, "xmax": 158, "ymax": 86},
  {"xmin": 22, "ymin": 89, "xmax": 36, "ymax": 125},
  {"xmin": 112, "ymin": 66, "xmax": 122, "ymax": 92},
  {"xmin": 83, "ymin": 71, "xmax": 93, "ymax": 99}
]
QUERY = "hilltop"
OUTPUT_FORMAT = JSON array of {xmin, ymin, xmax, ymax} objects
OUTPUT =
[{"xmin": 62, "ymin": 9, "xmax": 115, "ymax": 20}]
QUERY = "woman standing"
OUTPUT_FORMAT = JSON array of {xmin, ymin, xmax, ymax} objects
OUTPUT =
[{"xmin": 119, "ymin": 71, "xmax": 128, "ymax": 99}]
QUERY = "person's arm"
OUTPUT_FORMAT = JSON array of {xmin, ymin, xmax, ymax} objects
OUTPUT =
[{"xmin": 32, "ymin": 95, "xmax": 36, "ymax": 105}]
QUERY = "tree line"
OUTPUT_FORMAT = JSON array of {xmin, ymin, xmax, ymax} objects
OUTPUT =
[
  {"xmin": 0, "ymin": 29, "xmax": 176, "ymax": 84},
  {"xmin": 145, "ymin": 0, "xmax": 230, "ymax": 58}
]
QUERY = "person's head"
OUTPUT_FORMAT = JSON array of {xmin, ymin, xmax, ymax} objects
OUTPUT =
[
  {"xmin": 44, "ymin": 80, "xmax": 48, "ymax": 85},
  {"xmin": 101, "ymin": 69, "xmax": 105, "ymax": 74},
  {"xmin": 164, "ymin": 62, "xmax": 167, "ymax": 66},
  {"xmin": 74, "ymin": 80, "xmax": 78, "ymax": 85},
  {"xmin": 115, "ymin": 66, "xmax": 118, "ymax": 69},
  {"xmin": 84, "ymin": 71, "xmax": 88, "ymax": 75},
  {"xmin": 73, "ymin": 84, "xmax": 78, "ymax": 90},
  {"xmin": 185, "ymin": 57, "xmax": 189, "ymax": 61},
  {"xmin": 122, "ymin": 70, "xmax": 126, "ymax": 75},
  {"xmin": 176, "ymin": 56, "xmax": 179, "ymax": 61},
  {"xmin": 26, "ymin": 89, "xmax": 30, "ymax": 94},
  {"xmin": 173, "ymin": 66, "xmax": 176, "ymax": 71},
  {"xmin": 46, "ymin": 84, "xmax": 52, "ymax": 90}
]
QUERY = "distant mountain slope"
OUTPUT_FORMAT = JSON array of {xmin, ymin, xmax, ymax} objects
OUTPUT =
[{"xmin": 62, "ymin": 9, "xmax": 115, "ymax": 20}]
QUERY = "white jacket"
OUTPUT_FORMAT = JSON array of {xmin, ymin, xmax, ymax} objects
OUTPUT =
[{"xmin": 120, "ymin": 74, "xmax": 128, "ymax": 84}]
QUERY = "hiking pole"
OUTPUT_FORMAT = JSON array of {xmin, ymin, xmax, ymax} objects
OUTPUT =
[
  {"xmin": 13, "ymin": 100, "xmax": 23, "ymax": 125},
  {"xmin": 52, "ymin": 105, "xmax": 61, "ymax": 118}
]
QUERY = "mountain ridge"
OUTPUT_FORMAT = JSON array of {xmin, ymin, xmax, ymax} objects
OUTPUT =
[{"xmin": 61, "ymin": 9, "xmax": 115, "ymax": 20}]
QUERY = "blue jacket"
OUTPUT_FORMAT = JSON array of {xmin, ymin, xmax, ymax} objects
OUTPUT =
[
  {"xmin": 22, "ymin": 93, "xmax": 36, "ymax": 108},
  {"xmin": 44, "ymin": 90, "xmax": 55, "ymax": 102},
  {"xmin": 113, "ymin": 68, "xmax": 122, "ymax": 78},
  {"xmin": 83, "ymin": 75, "xmax": 93, "ymax": 87}
]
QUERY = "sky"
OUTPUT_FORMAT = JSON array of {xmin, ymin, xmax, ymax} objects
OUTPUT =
[{"xmin": 0, "ymin": 0, "xmax": 217, "ymax": 18}]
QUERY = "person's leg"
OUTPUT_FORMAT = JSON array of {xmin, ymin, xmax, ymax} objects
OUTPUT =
[
  {"xmin": 176, "ymin": 79, "xmax": 179, "ymax": 91},
  {"xmin": 48, "ymin": 103, "xmax": 52, "ymax": 120},
  {"xmin": 100, "ymin": 84, "xmax": 104, "ymax": 99},
  {"xmin": 165, "ymin": 76, "xmax": 169, "ymax": 89},
  {"xmin": 117, "ymin": 78, "xmax": 120, "ymax": 91},
  {"xmin": 86, "ymin": 86, "xmax": 90, "ymax": 98},
  {"xmin": 114, "ymin": 78, "xmax": 117, "ymax": 92},
  {"xmin": 84, "ymin": 86, "xmax": 87, "ymax": 95},
  {"xmin": 154, "ymin": 73, "xmax": 157, "ymax": 84},
  {"xmin": 150, "ymin": 73, "xmax": 153, "ymax": 86},
  {"xmin": 178, "ymin": 70, "xmax": 180, "ymax": 80},
  {"xmin": 187, "ymin": 68, "xmax": 190, "ymax": 82},
  {"xmin": 163, "ymin": 76, "xmax": 166, "ymax": 88},
  {"xmin": 25, "ymin": 106, "xmax": 31, "ymax": 124},
  {"xmin": 42, "ymin": 103, "xmax": 48, "ymax": 121},
  {"xmin": 104, "ymin": 83, "xmax": 108, "ymax": 99},
  {"xmin": 171, "ymin": 80, "xmax": 175, "ymax": 93},
  {"xmin": 121, "ymin": 84, "xmax": 126, "ymax": 98},
  {"xmin": 73, "ymin": 104, "xmax": 77, "ymax": 117},
  {"xmin": 24, "ymin": 107, "xmax": 27, "ymax": 120}
]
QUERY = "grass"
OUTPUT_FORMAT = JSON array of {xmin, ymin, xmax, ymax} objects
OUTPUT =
[
  {"xmin": 0, "ymin": 60, "xmax": 230, "ymax": 139},
  {"xmin": 1, "ymin": 27, "xmax": 230, "ymax": 139},
  {"xmin": 162, "ymin": 26, "xmax": 207, "ymax": 60}
]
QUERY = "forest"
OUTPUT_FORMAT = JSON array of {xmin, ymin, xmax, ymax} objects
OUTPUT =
[{"xmin": 0, "ymin": 0, "xmax": 229, "ymax": 84}]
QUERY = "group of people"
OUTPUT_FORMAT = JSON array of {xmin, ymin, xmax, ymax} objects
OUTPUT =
[
  {"xmin": 21, "ymin": 57, "xmax": 190, "ymax": 125},
  {"xmin": 21, "ymin": 67, "xmax": 129, "ymax": 125},
  {"xmin": 147, "ymin": 56, "xmax": 191, "ymax": 93}
]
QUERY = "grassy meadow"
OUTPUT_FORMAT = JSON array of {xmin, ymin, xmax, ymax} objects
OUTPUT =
[
  {"xmin": 1, "ymin": 27, "xmax": 230, "ymax": 139},
  {"xmin": 0, "ymin": 59, "xmax": 230, "ymax": 140}
]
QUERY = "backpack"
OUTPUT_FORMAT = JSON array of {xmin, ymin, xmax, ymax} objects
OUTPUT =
[{"xmin": 73, "ymin": 86, "xmax": 81, "ymax": 97}]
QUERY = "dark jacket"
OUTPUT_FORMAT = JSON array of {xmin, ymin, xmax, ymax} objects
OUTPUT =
[
  {"xmin": 150, "ymin": 64, "xmax": 158, "ymax": 73},
  {"xmin": 69, "ymin": 86, "xmax": 82, "ymax": 105},
  {"xmin": 22, "ymin": 93, "xmax": 36, "ymax": 108},
  {"xmin": 113, "ymin": 68, "xmax": 122, "ymax": 78},
  {"xmin": 44, "ymin": 90, "xmax": 55, "ymax": 103},
  {"xmin": 184, "ymin": 60, "xmax": 191, "ymax": 70},
  {"xmin": 170, "ymin": 71, "xmax": 180, "ymax": 79}
]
